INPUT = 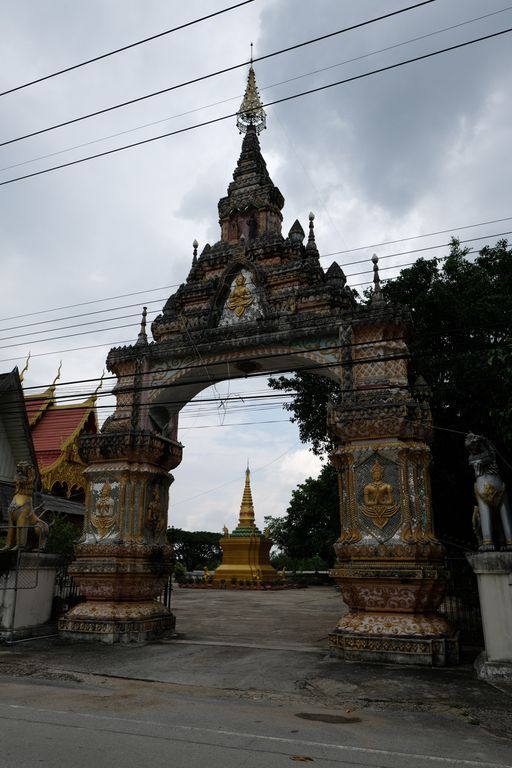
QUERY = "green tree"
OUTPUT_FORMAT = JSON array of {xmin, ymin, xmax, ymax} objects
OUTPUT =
[
  {"xmin": 268, "ymin": 239, "xmax": 512, "ymax": 543},
  {"xmin": 264, "ymin": 463, "xmax": 339, "ymax": 567},
  {"xmin": 168, "ymin": 527, "xmax": 222, "ymax": 571},
  {"xmin": 45, "ymin": 515, "xmax": 80, "ymax": 558}
]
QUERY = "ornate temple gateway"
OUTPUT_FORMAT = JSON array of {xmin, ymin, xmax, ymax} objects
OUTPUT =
[
  {"xmin": 213, "ymin": 465, "xmax": 276, "ymax": 585},
  {"xmin": 60, "ymin": 67, "xmax": 458, "ymax": 663}
]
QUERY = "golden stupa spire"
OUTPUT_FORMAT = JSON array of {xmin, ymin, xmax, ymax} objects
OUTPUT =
[
  {"xmin": 237, "ymin": 462, "xmax": 256, "ymax": 530},
  {"xmin": 236, "ymin": 46, "xmax": 266, "ymax": 135}
]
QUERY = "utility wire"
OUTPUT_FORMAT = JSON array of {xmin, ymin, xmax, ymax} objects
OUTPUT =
[
  {"xmin": 4, "ymin": 274, "xmax": 510, "ymax": 366},
  {"xmin": 325, "ymin": 217, "xmax": 512, "ymax": 257},
  {"xmin": 0, "ymin": 284, "xmax": 176, "ymax": 324},
  {"xmin": 0, "ymin": 1, "xmax": 437, "ymax": 149},
  {"xmin": 2, "ymin": 24, "xmax": 511, "ymax": 187},
  {"xmin": 0, "ymin": 1, "xmax": 257, "ymax": 98},
  {"xmin": 8, "ymin": 332, "xmax": 511, "ymax": 412},
  {"xmin": 3, "ymin": 4, "xmax": 508, "ymax": 175},
  {"xmin": 1, "ymin": 216, "xmax": 510, "ymax": 328},
  {"xmin": 0, "ymin": 229, "xmax": 509, "ymax": 348}
]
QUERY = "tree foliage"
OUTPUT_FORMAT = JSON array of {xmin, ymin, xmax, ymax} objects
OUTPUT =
[
  {"xmin": 45, "ymin": 515, "xmax": 80, "ymax": 558},
  {"xmin": 168, "ymin": 527, "xmax": 222, "ymax": 571},
  {"xmin": 264, "ymin": 463, "xmax": 339, "ymax": 567}
]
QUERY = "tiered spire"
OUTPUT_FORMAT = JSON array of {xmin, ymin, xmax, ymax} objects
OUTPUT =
[
  {"xmin": 236, "ymin": 52, "xmax": 266, "ymax": 135},
  {"xmin": 236, "ymin": 464, "xmax": 256, "ymax": 530},
  {"xmin": 136, "ymin": 306, "xmax": 148, "ymax": 345},
  {"xmin": 306, "ymin": 211, "xmax": 319, "ymax": 256},
  {"xmin": 370, "ymin": 253, "xmax": 385, "ymax": 305},
  {"xmin": 218, "ymin": 62, "xmax": 284, "ymax": 243}
]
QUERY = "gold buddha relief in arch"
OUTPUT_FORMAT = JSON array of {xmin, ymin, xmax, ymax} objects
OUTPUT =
[{"xmin": 218, "ymin": 268, "xmax": 263, "ymax": 327}]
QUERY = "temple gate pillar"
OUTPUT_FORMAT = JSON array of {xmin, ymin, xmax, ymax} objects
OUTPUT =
[
  {"xmin": 328, "ymin": 261, "xmax": 459, "ymax": 665},
  {"xmin": 59, "ymin": 319, "xmax": 183, "ymax": 643}
]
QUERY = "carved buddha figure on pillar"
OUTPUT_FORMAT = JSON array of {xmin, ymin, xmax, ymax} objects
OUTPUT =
[
  {"xmin": 90, "ymin": 481, "xmax": 117, "ymax": 539},
  {"xmin": 362, "ymin": 459, "xmax": 397, "ymax": 528}
]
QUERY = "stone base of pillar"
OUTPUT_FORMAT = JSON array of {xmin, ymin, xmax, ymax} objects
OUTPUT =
[
  {"xmin": 58, "ymin": 600, "xmax": 175, "ymax": 644},
  {"xmin": 467, "ymin": 552, "xmax": 512, "ymax": 681},
  {"xmin": 58, "ymin": 541, "xmax": 174, "ymax": 644},
  {"xmin": 329, "ymin": 620, "xmax": 459, "ymax": 667},
  {"xmin": 329, "ymin": 551, "xmax": 459, "ymax": 666}
]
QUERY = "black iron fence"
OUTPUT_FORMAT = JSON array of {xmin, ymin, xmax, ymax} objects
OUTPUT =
[
  {"xmin": 51, "ymin": 564, "xmax": 173, "ymax": 616},
  {"xmin": 439, "ymin": 550, "xmax": 484, "ymax": 649}
]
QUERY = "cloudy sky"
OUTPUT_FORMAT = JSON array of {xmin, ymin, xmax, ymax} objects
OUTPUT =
[{"xmin": 1, "ymin": 0, "xmax": 511, "ymax": 533}]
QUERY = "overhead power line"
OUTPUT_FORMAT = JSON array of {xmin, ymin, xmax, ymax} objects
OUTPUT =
[
  {"xmin": 323, "ymin": 217, "xmax": 512, "ymax": 257},
  {"xmin": 10, "ymin": 323, "xmax": 512, "ymax": 406},
  {"xmin": 1, "ymin": 24, "xmax": 511, "ymax": 187},
  {"xmin": 3, "ymin": 4, "xmax": 508, "ymax": 175},
  {"xmin": 0, "ymin": 215, "xmax": 509, "ymax": 328},
  {"xmin": 0, "ymin": 228, "xmax": 508, "ymax": 349},
  {"xmin": 0, "ymin": 1, "xmax": 257, "ymax": 98},
  {"xmin": 0, "ymin": 1, "xmax": 437, "ymax": 149}
]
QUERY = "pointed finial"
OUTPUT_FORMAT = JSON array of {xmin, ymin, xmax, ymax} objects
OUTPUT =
[
  {"xmin": 371, "ymin": 253, "xmax": 384, "ymax": 304},
  {"xmin": 51, "ymin": 360, "xmax": 62, "ymax": 387},
  {"xmin": 19, "ymin": 351, "xmax": 31, "ymax": 383},
  {"xmin": 237, "ymin": 461, "xmax": 256, "ymax": 529},
  {"xmin": 250, "ymin": 42, "xmax": 253, "ymax": 65},
  {"xmin": 90, "ymin": 369, "xmax": 105, "ymax": 403},
  {"xmin": 136, "ymin": 306, "xmax": 148, "ymax": 345},
  {"xmin": 306, "ymin": 212, "xmax": 318, "ymax": 255},
  {"xmin": 192, "ymin": 239, "xmax": 198, "ymax": 266},
  {"xmin": 237, "ymin": 62, "xmax": 266, "ymax": 135}
]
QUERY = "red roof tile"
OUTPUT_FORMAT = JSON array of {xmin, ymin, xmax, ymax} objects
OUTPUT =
[{"xmin": 31, "ymin": 405, "xmax": 92, "ymax": 469}]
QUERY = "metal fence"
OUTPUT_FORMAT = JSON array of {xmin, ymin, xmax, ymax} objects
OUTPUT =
[
  {"xmin": 52, "ymin": 565, "xmax": 173, "ymax": 616},
  {"xmin": 439, "ymin": 553, "xmax": 484, "ymax": 649},
  {"xmin": 52, "ymin": 561, "xmax": 84, "ymax": 616}
]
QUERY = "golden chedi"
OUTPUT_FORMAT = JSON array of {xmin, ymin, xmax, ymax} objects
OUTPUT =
[{"xmin": 213, "ymin": 465, "xmax": 277, "ymax": 585}]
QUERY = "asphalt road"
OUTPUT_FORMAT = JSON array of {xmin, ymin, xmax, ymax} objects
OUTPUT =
[{"xmin": 1, "ymin": 674, "xmax": 511, "ymax": 768}]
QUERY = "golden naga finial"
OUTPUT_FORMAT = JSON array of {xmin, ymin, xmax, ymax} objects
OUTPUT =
[
  {"xmin": 52, "ymin": 360, "xmax": 63, "ymax": 388},
  {"xmin": 92, "ymin": 369, "xmax": 105, "ymax": 402},
  {"xmin": 19, "ymin": 351, "xmax": 31, "ymax": 383},
  {"xmin": 237, "ymin": 53, "xmax": 266, "ymax": 135}
]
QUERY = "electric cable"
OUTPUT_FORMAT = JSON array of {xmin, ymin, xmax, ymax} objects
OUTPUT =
[
  {"xmin": 1, "ymin": 228, "xmax": 509, "ymax": 348},
  {"xmin": 1, "ymin": 217, "xmax": 509, "ymax": 326},
  {"xmin": 3, "ymin": 4, "xmax": 509, "ymax": 175},
  {"xmin": 1, "ymin": 25, "xmax": 510, "ymax": 187},
  {"xmin": 0, "ymin": 1, "xmax": 257, "ymax": 98},
  {"xmin": 6, "ymin": 335, "xmax": 510, "ymax": 418},
  {"xmin": 4, "ymin": 272, "xmax": 512, "ymax": 372},
  {"xmin": 0, "ymin": 1, "xmax": 438, "ymax": 149}
]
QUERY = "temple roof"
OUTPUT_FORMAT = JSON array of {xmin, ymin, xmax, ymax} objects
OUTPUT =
[
  {"xmin": 30, "ymin": 402, "xmax": 97, "ymax": 470},
  {"xmin": 23, "ymin": 367, "xmax": 99, "ymax": 475}
]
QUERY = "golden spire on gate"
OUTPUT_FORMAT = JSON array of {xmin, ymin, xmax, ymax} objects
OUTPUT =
[{"xmin": 237, "ymin": 46, "xmax": 266, "ymax": 135}]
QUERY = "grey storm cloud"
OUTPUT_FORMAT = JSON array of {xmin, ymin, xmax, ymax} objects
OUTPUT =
[{"xmin": 256, "ymin": 0, "xmax": 512, "ymax": 214}]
